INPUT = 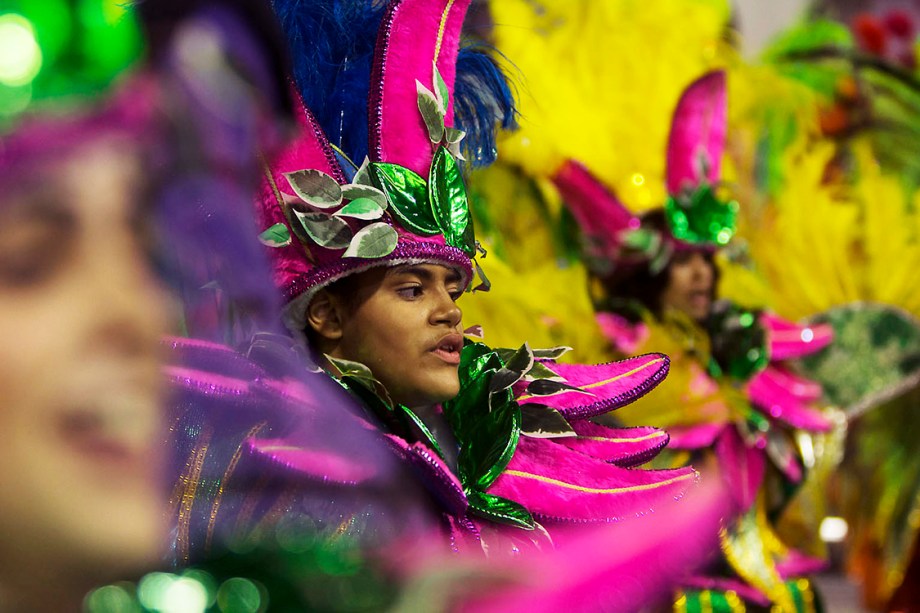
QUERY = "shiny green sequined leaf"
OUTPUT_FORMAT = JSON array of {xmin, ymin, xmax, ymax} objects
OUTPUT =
[
  {"xmin": 371, "ymin": 163, "xmax": 440, "ymax": 236},
  {"xmin": 284, "ymin": 169, "xmax": 343, "ymax": 209},
  {"xmin": 294, "ymin": 211, "xmax": 352, "ymax": 249},
  {"xmin": 429, "ymin": 147, "xmax": 475, "ymax": 255},
  {"xmin": 444, "ymin": 343, "xmax": 521, "ymax": 491},
  {"xmin": 467, "ymin": 490, "xmax": 534, "ymax": 530},
  {"xmin": 706, "ymin": 301, "xmax": 768, "ymax": 381},
  {"xmin": 664, "ymin": 184, "xmax": 738, "ymax": 246},
  {"xmin": 343, "ymin": 222, "xmax": 398, "ymax": 258},
  {"xmin": 257, "ymin": 223, "xmax": 291, "ymax": 247}
]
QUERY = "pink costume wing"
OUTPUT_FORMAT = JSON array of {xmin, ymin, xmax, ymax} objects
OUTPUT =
[
  {"xmin": 666, "ymin": 70, "xmax": 727, "ymax": 194},
  {"xmin": 368, "ymin": 0, "xmax": 470, "ymax": 173},
  {"xmin": 515, "ymin": 354, "xmax": 670, "ymax": 421},
  {"xmin": 555, "ymin": 422, "xmax": 671, "ymax": 468},
  {"xmin": 552, "ymin": 159, "xmax": 641, "ymax": 260},
  {"xmin": 761, "ymin": 312, "xmax": 833, "ymax": 360},
  {"xmin": 487, "ymin": 436, "xmax": 698, "ymax": 524}
]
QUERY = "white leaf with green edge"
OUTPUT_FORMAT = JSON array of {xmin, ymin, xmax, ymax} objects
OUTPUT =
[
  {"xmin": 341, "ymin": 184, "xmax": 387, "ymax": 208},
  {"xmin": 447, "ymin": 139, "xmax": 465, "ymax": 161},
  {"xmin": 445, "ymin": 127, "xmax": 465, "ymax": 144},
  {"xmin": 433, "ymin": 62, "xmax": 449, "ymax": 114},
  {"xmin": 284, "ymin": 169, "xmax": 343, "ymax": 209},
  {"xmin": 622, "ymin": 228, "xmax": 661, "ymax": 254},
  {"xmin": 531, "ymin": 346, "xmax": 573, "ymax": 360},
  {"xmin": 416, "ymin": 79, "xmax": 445, "ymax": 143},
  {"xmin": 352, "ymin": 157, "xmax": 374, "ymax": 187},
  {"xmin": 523, "ymin": 361, "xmax": 564, "ymax": 382},
  {"xmin": 343, "ymin": 222, "xmax": 398, "ymax": 258},
  {"xmin": 333, "ymin": 198, "xmax": 385, "ymax": 220},
  {"xmin": 258, "ymin": 223, "xmax": 292, "ymax": 247},
  {"xmin": 294, "ymin": 210, "xmax": 352, "ymax": 249},
  {"xmin": 520, "ymin": 404, "xmax": 577, "ymax": 439}
]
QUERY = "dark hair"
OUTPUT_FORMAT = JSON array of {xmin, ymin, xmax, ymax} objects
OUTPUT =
[{"xmin": 593, "ymin": 210, "xmax": 719, "ymax": 321}]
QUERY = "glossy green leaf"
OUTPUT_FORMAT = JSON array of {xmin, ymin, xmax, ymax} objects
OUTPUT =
[
  {"xmin": 341, "ymin": 184, "xmax": 387, "ymax": 208},
  {"xmin": 371, "ymin": 163, "xmax": 440, "ymax": 235},
  {"xmin": 328, "ymin": 355, "xmax": 395, "ymax": 409},
  {"xmin": 505, "ymin": 343, "xmax": 535, "ymax": 373},
  {"xmin": 334, "ymin": 198, "xmax": 385, "ymax": 220},
  {"xmin": 294, "ymin": 210, "xmax": 352, "ymax": 249},
  {"xmin": 428, "ymin": 147, "xmax": 474, "ymax": 255},
  {"xmin": 257, "ymin": 223, "xmax": 291, "ymax": 247},
  {"xmin": 284, "ymin": 169, "xmax": 343, "ymax": 209},
  {"xmin": 467, "ymin": 490, "xmax": 534, "ymax": 530},
  {"xmin": 416, "ymin": 79, "xmax": 445, "ymax": 143},
  {"xmin": 520, "ymin": 404, "xmax": 577, "ymax": 438},
  {"xmin": 343, "ymin": 222, "xmax": 398, "ymax": 258},
  {"xmin": 433, "ymin": 62, "xmax": 449, "ymax": 114}
]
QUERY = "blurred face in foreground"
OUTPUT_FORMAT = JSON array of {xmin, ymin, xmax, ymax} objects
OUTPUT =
[
  {"xmin": 0, "ymin": 135, "xmax": 171, "ymax": 607},
  {"xmin": 307, "ymin": 264, "xmax": 465, "ymax": 407},
  {"xmin": 660, "ymin": 249, "xmax": 715, "ymax": 322}
]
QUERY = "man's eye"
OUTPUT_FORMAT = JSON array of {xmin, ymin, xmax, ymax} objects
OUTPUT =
[{"xmin": 396, "ymin": 285, "xmax": 423, "ymax": 299}]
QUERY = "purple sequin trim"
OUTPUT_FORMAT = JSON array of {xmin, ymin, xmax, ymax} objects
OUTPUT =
[
  {"xmin": 550, "ymin": 354, "xmax": 671, "ymax": 421},
  {"xmin": 367, "ymin": 0, "xmax": 402, "ymax": 162},
  {"xmin": 281, "ymin": 241, "xmax": 473, "ymax": 330}
]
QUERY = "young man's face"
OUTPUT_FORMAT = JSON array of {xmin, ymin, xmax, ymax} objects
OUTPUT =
[
  {"xmin": 328, "ymin": 263, "xmax": 465, "ymax": 407},
  {"xmin": 660, "ymin": 249, "xmax": 715, "ymax": 322}
]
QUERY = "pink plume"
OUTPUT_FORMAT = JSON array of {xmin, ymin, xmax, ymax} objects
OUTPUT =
[
  {"xmin": 666, "ymin": 71, "xmax": 727, "ymax": 195},
  {"xmin": 369, "ymin": 0, "xmax": 471, "ymax": 174}
]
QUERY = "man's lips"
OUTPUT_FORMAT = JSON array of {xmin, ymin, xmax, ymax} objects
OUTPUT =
[{"xmin": 430, "ymin": 333, "xmax": 463, "ymax": 365}]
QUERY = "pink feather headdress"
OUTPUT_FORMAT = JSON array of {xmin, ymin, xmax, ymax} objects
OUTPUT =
[
  {"xmin": 553, "ymin": 71, "xmax": 738, "ymax": 276},
  {"xmin": 255, "ymin": 0, "xmax": 488, "ymax": 331}
]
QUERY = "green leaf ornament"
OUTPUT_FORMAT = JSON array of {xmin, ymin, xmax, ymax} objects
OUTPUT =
[
  {"xmin": 416, "ymin": 79, "xmax": 445, "ymax": 143},
  {"xmin": 433, "ymin": 62, "xmax": 449, "ymax": 115},
  {"xmin": 334, "ymin": 197, "xmax": 386, "ymax": 220},
  {"xmin": 371, "ymin": 163, "xmax": 440, "ymax": 236},
  {"xmin": 343, "ymin": 222, "xmax": 399, "ymax": 258},
  {"xmin": 429, "ymin": 147, "xmax": 475, "ymax": 255},
  {"xmin": 284, "ymin": 169, "xmax": 343, "ymax": 209},
  {"xmin": 257, "ymin": 223, "xmax": 291, "ymax": 247},
  {"xmin": 466, "ymin": 490, "xmax": 535, "ymax": 530},
  {"xmin": 341, "ymin": 184, "xmax": 388, "ymax": 208},
  {"xmin": 294, "ymin": 210, "xmax": 353, "ymax": 249}
]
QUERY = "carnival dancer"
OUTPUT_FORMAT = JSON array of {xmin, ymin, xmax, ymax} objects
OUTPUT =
[{"xmin": 554, "ymin": 71, "xmax": 834, "ymax": 612}]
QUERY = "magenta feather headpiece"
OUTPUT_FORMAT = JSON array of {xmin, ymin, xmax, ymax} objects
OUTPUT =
[
  {"xmin": 554, "ymin": 70, "xmax": 738, "ymax": 275},
  {"xmin": 256, "ymin": 0, "xmax": 492, "ymax": 331}
]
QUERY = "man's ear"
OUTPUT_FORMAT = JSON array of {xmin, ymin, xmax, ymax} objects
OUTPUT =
[{"xmin": 306, "ymin": 290, "xmax": 344, "ymax": 341}]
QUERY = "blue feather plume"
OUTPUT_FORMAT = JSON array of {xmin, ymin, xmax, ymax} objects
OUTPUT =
[
  {"xmin": 271, "ymin": 0, "xmax": 387, "ymax": 166},
  {"xmin": 453, "ymin": 44, "xmax": 518, "ymax": 168}
]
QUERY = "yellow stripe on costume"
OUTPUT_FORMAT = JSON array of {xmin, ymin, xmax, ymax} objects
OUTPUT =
[
  {"xmin": 433, "ymin": 0, "xmax": 456, "ymax": 63},
  {"xmin": 517, "ymin": 356, "xmax": 666, "ymax": 402},
  {"xmin": 501, "ymin": 468, "xmax": 697, "ymax": 494}
]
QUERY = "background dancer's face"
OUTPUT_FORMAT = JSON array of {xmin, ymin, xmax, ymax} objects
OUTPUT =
[
  {"xmin": 308, "ymin": 263, "xmax": 465, "ymax": 407},
  {"xmin": 660, "ymin": 249, "xmax": 716, "ymax": 321},
  {"xmin": 0, "ymin": 136, "xmax": 170, "ymax": 601}
]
